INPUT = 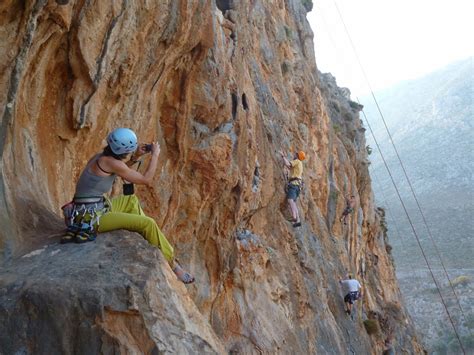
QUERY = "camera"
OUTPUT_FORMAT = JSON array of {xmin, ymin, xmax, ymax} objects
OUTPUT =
[
  {"xmin": 144, "ymin": 144, "xmax": 153, "ymax": 152},
  {"xmin": 123, "ymin": 183, "xmax": 134, "ymax": 195}
]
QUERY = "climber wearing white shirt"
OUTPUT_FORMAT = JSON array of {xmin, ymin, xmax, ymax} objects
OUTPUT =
[{"xmin": 339, "ymin": 274, "xmax": 362, "ymax": 316}]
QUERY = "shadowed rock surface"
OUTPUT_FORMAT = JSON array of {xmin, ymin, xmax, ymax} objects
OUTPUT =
[
  {"xmin": 0, "ymin": 232, "xmax": 225, "ymax": 354},
  {"xmin": 0, "ymin": 1, "xmax": 424, "ymax": 353}
]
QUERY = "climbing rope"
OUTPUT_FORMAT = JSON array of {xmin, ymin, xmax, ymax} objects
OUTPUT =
[
  {"xmin": 381, "ymin": 92, "xmax": 468, "ymax": 321},
  {"xmin": 325, "ymin": 1, "xmax": 466, "ymax": 351},
  {"xmin": 365, "ymin": 94, "xmax": 467, "ymax": 321},
  {"xmin": 360, "ymin": 107, "xmax": 465, "ymax": 354},
  {"xmin": 370, "ymin": 166, "xmax": 420, "ymax": 275}
]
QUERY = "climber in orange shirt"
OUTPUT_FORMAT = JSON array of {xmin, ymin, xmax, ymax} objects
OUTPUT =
[{"xmin": 279, "ymin": 150, "xmax": 305, "ymax": 228}]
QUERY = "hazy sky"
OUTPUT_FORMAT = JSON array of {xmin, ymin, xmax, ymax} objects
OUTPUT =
[{"xmin": 307, "ymin": 0, "xmax": 474, "ymax": 98}]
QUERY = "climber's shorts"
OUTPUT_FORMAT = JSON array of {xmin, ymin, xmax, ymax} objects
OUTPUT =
[
  {"xmin": 344, "ymin": 291, "xmax": 359, "ymax": 304},
  {"xmin": 286, "ymin": 183, "xmax": 300, "ymax": 201}
]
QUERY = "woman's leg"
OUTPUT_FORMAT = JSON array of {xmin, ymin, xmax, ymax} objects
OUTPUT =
[
  {"xmin": 102, "ymin": 195, "xmax": 194, "ymax": 283},
  {"xmin": 98, "ymin": 211, "xmax": 174, "ymax": 263},
  {"xmin": 109, "ymin": 195, "xmax": 145, "ymax": 215}
]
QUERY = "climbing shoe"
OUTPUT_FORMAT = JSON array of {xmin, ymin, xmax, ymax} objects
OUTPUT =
[
  {"xmin": 74, "ymin": 223, "xmax": 97, "ymax": 244},
  {"xmin": 293, "ymin": 222, "xmax": 302, "ymax": 228},
  {"xmin": 75, "ymin": 230, "xmax": 96, "ymax": 243},
  {"xmin": 61, "ymin": 225, "xmax": 80, "ymax": 244}
]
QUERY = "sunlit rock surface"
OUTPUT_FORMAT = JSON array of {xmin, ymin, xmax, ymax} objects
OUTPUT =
[{"xmin": 0, "ymin": 1, "xmax": 424, "ymax": 353}]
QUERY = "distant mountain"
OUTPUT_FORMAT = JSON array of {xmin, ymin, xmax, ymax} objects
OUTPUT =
[
  {"xmin": 361, "ymin": 57, "xmax": 474, "ymax": 354},
  {"xmin": 361, "ymin": 57, "xmax": 473, "ymax": 269}
]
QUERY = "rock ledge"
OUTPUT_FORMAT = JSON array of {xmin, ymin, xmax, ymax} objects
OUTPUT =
[{"xmin": 0, "ymin": 232, "xmax": 225, "ymax": 355}]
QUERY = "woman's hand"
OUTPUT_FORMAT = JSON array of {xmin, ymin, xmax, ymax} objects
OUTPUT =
[{"xmin": 130, "ymin": 144, "xmax": 147, "ymax": 161}]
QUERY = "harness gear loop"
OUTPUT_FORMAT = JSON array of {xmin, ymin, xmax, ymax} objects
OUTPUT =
[{"xmin": 61, "ymin": 196, "xmax": 110, "ymax": 243}]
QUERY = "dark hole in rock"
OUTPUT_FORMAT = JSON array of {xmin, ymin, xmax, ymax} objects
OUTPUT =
[
  {"xmin": 252, "ymin": 166, "xmax": 260, "ymax": 192},
  {"xmin": 216, "ymin": 0, "xmax": 233, "ymax": 13},
  {"xmin": 265, "ymin": 259, "xmax": 271, "ymax": 269},
  {"xmin": 231, "ymin": 92, "xmax": 238, "ymax": 120},
  {"xmin": 28, "ymin": 146, "xmax": 34, "ymax": 168},
  {"xmin": 242, "ymin": 93, "xmax": 249, "ymax": 110},
  {"xmin": 266, "ymin": 132, "xmax": 273, "ymax": 143},
  {"xmin": 253, "ymin": 166, "xmax": 260, "ymax": 179},
  {"xmin": 373, "ymin": 254, "xmax": 379, "ymax": 266},
  {"xmin": 231, "ymin": 183, "xmax": 241, "ymax": 195}
]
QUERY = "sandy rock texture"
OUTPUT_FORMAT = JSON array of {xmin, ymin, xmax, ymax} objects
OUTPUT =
[{"xmin": 0, "ymin": 0, "xmax": 424, "ymax": 354}]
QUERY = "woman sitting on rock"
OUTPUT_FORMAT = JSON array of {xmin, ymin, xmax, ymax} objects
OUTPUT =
[{"xmin": 64, "ymin": 128, "xmax": 194, "ymax": 284}]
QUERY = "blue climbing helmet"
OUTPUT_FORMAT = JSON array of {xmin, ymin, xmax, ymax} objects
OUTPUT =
[{"xmin": 107, "ymin": 128, "xmax": 138, "ymax": 155}]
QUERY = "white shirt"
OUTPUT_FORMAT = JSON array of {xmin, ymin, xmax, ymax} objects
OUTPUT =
[{"xmin": 340, "ymin": 279, "xmax": 361, "ymax": 294}]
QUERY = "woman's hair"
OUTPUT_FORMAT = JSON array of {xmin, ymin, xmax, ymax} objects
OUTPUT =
[{"xmin": 102, "ymin": 145, "xmax": 129, "ymax": 160}]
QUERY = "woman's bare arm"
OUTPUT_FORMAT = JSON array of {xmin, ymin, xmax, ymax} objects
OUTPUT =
[{"xmin": 104, "ymin": 143, "xmax": 161, "ymax": 186}]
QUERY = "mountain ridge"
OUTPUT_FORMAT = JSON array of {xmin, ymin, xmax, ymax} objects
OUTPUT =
[{"xmin": 362, "ymin": 57, "xmax": 473, "ymax": 353}]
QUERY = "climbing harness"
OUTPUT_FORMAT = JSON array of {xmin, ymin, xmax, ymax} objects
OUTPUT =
[
  {"xmin": 286, "ymin": 177, "xmax": 303, "ymax": 189},
  {"xmin": 288, "ymin": 177, "xmax": 302, "ymax": 185},
  {"xmin": 61, "ymin": 196, "xmax": 109, "ymax": 244}
]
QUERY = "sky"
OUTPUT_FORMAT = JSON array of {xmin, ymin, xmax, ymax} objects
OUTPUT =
[{"xmin": 306, "ymin": 0, "xmax": 474, "ymax": 98}]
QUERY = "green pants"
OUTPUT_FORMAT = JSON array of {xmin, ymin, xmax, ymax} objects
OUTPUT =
[{"xmin": 98, "ymin": 195, "xmax": 174, "ymax": 263}]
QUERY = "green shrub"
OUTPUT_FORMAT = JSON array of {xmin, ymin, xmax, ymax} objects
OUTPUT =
[
  {"xmin": 452, "ymin": 275, "xmax": 471, "ymax": 287},
  {"xmin": 384, "ymin": 302, "xmax": 403, "ymax": 321},
  {"xmin": 281, "ymin": 61, "xmax": 290, "ymax": 75},
  {"xmin": 333, "ymin": 123, "xmax": 341, "ymax": 134},
  {"xmin": 366, "ymin": 145, "xmax": 373, "ymax": 155},
  {"xmin": 284, "ymin": 25, "xmax": 293, "ymax": 39},
  {"xmin": 363, "ymin": 319, "xmax": 379, "ymax": 335},
  {"xmin": 349, "ymin": 100, "xmax": 362, "ymax": 110}
]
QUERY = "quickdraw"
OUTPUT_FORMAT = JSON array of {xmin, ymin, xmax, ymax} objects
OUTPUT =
[{"xmin": 61, "ymin": 197, "xmax": 109, "ymax": 244}]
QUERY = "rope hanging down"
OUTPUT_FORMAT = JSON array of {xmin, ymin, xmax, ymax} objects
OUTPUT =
[
  {"xmin": 369, "ymin": 167, "xmax": 419, "ymax": 273},
  {"xmin": 359, "ymin": 107, "xmax": 465, "ymax": 354},
  {"xmin": 324, "ymin": 2, "xmax": 467, "ymax": 352},
  {"xmin": 329, "ymin": 0, "xmax": 467, "ymax": 322}
]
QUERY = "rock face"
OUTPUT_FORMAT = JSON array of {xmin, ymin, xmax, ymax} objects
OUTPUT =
[
  {"xmin": 0, "ymin": 1, "xmax": 424, "ymax": 354},
  {"xmin": 0, "ymin": 232, "xmax": 225, "ymax": 354}
]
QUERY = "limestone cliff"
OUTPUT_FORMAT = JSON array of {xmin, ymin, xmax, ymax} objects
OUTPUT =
[{"xmin": 0, "ymin": 1, "xmax": 424, "ymax": 354}]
